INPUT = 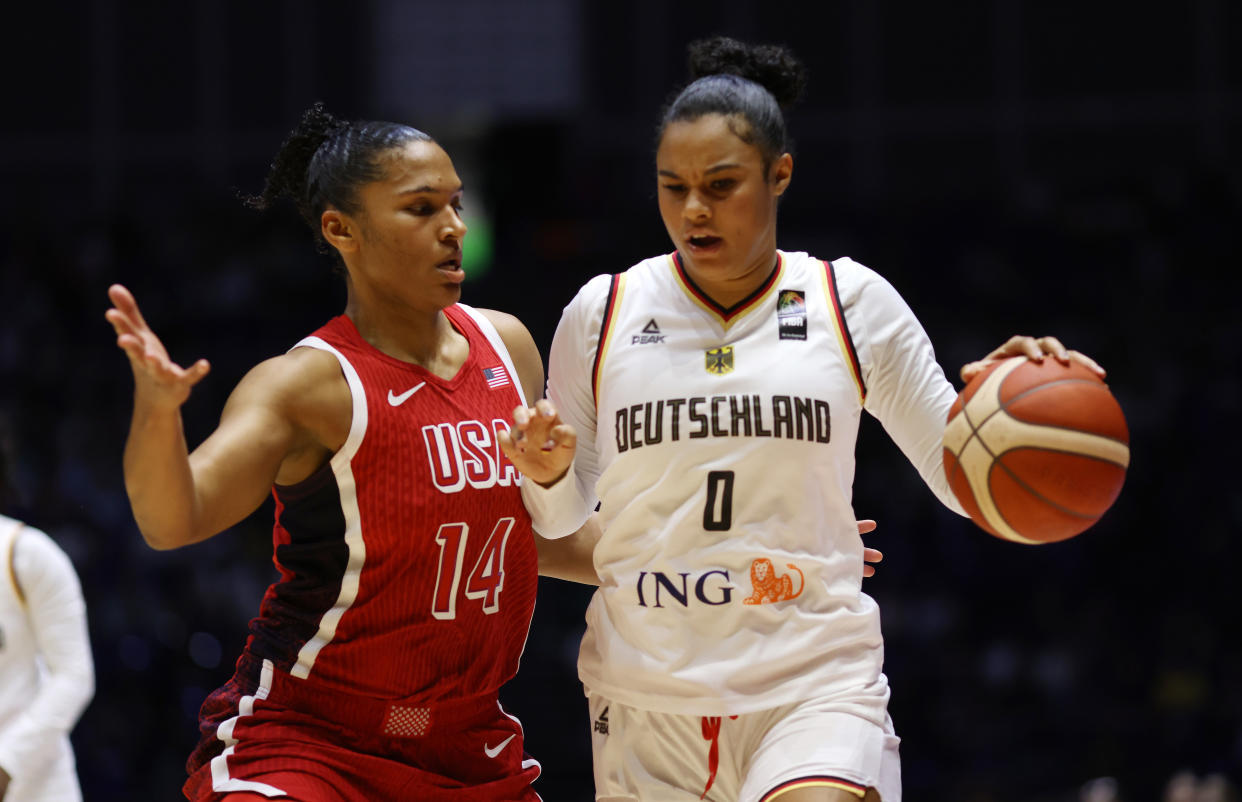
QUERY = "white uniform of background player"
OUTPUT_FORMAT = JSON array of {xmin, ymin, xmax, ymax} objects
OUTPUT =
[
  {"xmin": 0, "ymin": 515, "xmax": 94, "ymax": 802},
  {"xmin": 541, "ymin": 250, "xmax": 967, "ymax": 801}
]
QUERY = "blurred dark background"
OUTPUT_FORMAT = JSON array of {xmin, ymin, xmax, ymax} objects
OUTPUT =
[{"xmin": 1, "ymin": 1, "xmax": 1238, "ymax": 800}]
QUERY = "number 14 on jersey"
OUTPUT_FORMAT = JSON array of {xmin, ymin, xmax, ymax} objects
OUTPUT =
[{"xmin": 431, "ymin": 517, "xmax": 514, "ymax": 619}]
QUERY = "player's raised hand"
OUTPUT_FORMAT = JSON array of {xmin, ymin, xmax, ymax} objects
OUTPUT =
[
  {"xmin": 960, "ymin": 334, "xmax": 1105, "ymax": 384},
  {"xmin": 498, "ymin": 399, "xmax": 577, "ymax": 486},
  {"xmin": 858, "ymin": 518, "xmax": 883, "ymax": 578},
  {"xmin": 106, "ymin": 283, "xmax": 210, "ymax": 408}
]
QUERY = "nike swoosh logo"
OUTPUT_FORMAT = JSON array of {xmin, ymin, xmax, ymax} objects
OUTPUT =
[
  {"xmin": 387, "ymin": 382, "xmax": 426, "ymax": 407},
  {"xmin": 483, "ymin": 733, "xmax": 516, "ymax": 758}
]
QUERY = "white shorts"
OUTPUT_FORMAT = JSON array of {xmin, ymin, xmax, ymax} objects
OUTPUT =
[{"xmin": 588, "ymin": 694, "xmax": 901, "ymax": 802}]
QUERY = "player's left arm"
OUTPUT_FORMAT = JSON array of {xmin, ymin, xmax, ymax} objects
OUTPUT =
[
  {"xmin": 839, "ymin": 261, "xmax": 966, "ymax": 515},
  {"xmin": 535, "ymin": 514, "xmax": 603, "ymax": 585}
]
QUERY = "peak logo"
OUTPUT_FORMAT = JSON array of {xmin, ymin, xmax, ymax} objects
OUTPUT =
[
  {"xmin": 593, "ymin": 706, "xmax": 610, "ymax": 735},
  {"xmin": 631, "ymin": 319, "xmax": 667, "ymax": 345}
]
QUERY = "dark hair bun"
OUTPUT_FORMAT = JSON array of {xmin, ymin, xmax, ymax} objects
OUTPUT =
[
  {"xmin": 247, "ymin": 101, "xmax": 348, "ymax": 214},
  {"xmin": 687, "ymin": 36, "xmax": 806, "ymax": 108}
]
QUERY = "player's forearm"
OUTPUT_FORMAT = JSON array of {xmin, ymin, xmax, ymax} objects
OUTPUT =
[
  {"xmin": 122, "ymin": 401, "xmax": 204, "ymax": 549},
  {"xmin": 535, "ymin": 516, "xmax": 602, "ymax": 585}
]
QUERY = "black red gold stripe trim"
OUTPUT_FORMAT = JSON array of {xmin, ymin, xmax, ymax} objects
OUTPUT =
[
  {"xmin": 672, "ymin": 251, "xmax": 784, "ymax": 326},
  {"xmin": 823, "ymin": 260, "xmax": 866, "ymax": 403},
  {"xmin": 762, "ymin": 775, "xmax": 867, "ymax": 801},
  {"xmin": 591, "ymin": 273, "xmax": 625, "ymax": 406}
]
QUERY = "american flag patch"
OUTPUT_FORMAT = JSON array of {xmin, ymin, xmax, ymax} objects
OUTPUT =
[{"xmin": 482, "ymin": 365, "xmax": 510, "ymax": 389}]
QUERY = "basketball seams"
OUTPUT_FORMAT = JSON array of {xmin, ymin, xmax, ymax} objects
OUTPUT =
[
  {"xmin": 944, "ymin": 364, "xmax": 1016, "ymax": 538},
  {"xmin": 989, "ymin": 458, "xmax": 1102, "ymax": 522},
  {"xmin": 998, "ymin": 378, "xmax": 1129, "ymax": 446},
  {"xmin": 942, "ymin": 357, "xmax": 1014, "ymax": 458},
  {"xmin": 994, "ymin": 415, "xmax": 1129, "ymax": 448},
  {"xmin": 976, "ymin": 415, "xmax": 1131, "ymax": 468}
]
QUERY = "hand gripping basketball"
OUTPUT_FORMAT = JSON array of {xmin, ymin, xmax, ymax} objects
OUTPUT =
[{"xmin": 944, "ymin": 356, "xmax": 1129, "ymax": 544}]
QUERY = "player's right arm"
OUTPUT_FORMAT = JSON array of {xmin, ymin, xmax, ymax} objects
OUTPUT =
[
  {"xmin": 106, "ymin": 284, "xmax": 344, "ymax": 550},
  {"xmin": 837, "ymin": 262, "xmax": 967, "ymax": 516}
]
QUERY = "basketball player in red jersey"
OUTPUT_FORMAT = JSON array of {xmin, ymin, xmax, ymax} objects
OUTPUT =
[{"xmin": 106, "ymin": 103, "xmax": 576, "ymax": 801}]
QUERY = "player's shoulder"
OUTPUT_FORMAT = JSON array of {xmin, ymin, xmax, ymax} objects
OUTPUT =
[
  {"xmin": 251, "ymin": 346, "xmax": 344, "ymax": 392},
  {"xmin": 3, "ymin": 516, "xmax": 72, "ymax": 572},
  {"xmin": 467, "ymin": 306, "xmax": 541, "ymax": 375},
  {"xmin": 468, "ymin": 305, "xmax": 528, "ymax": 343},
  {"xmin": 560, "ymin": 253, "xmax": 674, "ymax": 328},
  {"xmin": 577, "ymin": 253, "xmax": 671, "ymax": 297},
  {"xmin": 815, "ymin": 255, "xmax": 900, "ymax": 306},
  {"xmin": 563, "ymin": 270, "xmax": 622, "ymax": 318},
  {"xmin": 0, "ymin": 514, "xmax": 50, "ymax": 545},
  {"xmin": 823, "ymin": 255, "xmax": 878, "ymax": 282},
  {"xmin": 230, "ymin": 347, "xmax": 349, "ymax": 420}
]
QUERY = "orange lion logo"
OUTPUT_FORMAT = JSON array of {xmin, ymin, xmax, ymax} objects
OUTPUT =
[{"xmin": 743, "ymin": 559, "xmax": 804, "ymax": 604}]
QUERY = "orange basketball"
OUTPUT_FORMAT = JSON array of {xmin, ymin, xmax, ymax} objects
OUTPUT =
[{"xmin": 942, "ymin": 356, "xmax": 1129, "ymax": 544}]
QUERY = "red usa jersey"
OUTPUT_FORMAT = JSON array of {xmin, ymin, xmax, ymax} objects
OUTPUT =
[{"xmin": 242, "ymin": 304, "xmax": 537, "ymax": 702}]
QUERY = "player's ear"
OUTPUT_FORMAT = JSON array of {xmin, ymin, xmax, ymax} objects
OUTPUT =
[
  {"xmin": 770, "ymin": 153, "xmax": 793, "ymax": 196},
  {"xmin": 322, "ymin": 208, "xmax": 359, "ymax": 254}
]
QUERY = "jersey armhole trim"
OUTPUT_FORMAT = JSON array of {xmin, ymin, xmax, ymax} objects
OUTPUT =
[
  {"xmin": 5, "ymin": 522, "xmax": 24, "ymax": 606},
  {"xmin": 284, "ymin": 336, "xmax": 368, "ymax": 680},
  {"xmin": 591, "ymin": 273, "xmax": 626, "ymax": 406},
  {"xmin": 821, "ymin": 260, "xmax": 867, "ymax": 404},
  {"xmin": 456, "ymin": 304, "xmax": 529, "ymax": 407}
]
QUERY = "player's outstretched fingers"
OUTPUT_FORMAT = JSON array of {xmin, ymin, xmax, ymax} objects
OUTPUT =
[
  {"xmin": 1068, "ymin": 348, "xmax": 1106, "ymax": 377},
  {"xmin": 183, "ymin": 358, "xmax": 212, "ymax": 386},
  {"xmin": 959, "ymin": 360, "xmax": 988, "ymax": 383},
  {"xmin": 531, "ymin": 399, "xmax": 561, "ymax": 449},
  {"xmin": 1007, "ymin": 334, "xmax": 1046, "ymax": 362},
  {"xmin": 961, "ymin": 334, "xmax": 1046, "ymax": 383},
  {"xmin": 107, "ymin": 283, "xmax": 141, "ymax": 317},
  {"xmin": 856, "ymin": 518, "xmax": 877, "ymax": 535},
  {"xmin": 862, "ymin": 547, "xmax": 884, "ymax": 578},
  {"xmin": 500, "ymin": 407, "xmax": 528, "ymax": 454},
  {"xmin": 1035, "ymin": 335, "xmax": 1069, "ymax": 362}
]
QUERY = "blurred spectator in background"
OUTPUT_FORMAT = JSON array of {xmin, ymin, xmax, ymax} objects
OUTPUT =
[
  {"xmin": 1080, "ymin": 776, "xmax": 1121, "ymax": 802},
  {"xmin": 0, "ymin": 420, "xmax": 96, "ymax": 801},
  {"xmin": 1164, "ymin": 769, "xmax": 1239, "ymax": 802}
]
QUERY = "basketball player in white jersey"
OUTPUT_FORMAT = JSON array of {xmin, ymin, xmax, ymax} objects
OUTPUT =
[
  {"xmin": 505, "ymin": 37, "xmax": 1104, "ymax": 802},
  {"xmin": 0, "ymin": 440, "xmax": 95, "ymax": 802}
]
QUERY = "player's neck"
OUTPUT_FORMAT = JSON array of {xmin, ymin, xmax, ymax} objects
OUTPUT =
[
  {"xmin": 345, "ymin": 293, "xmax": 465, "ymax": 376},
  {"xmin": 682, "ymin": 249, "xmax": 780, "ymax": 311}
]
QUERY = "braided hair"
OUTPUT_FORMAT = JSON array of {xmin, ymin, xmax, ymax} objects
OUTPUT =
[
  {"xmin": 247, "ymin": 102, "xmax": 434, "ymax": 255},
  {"xmin": 659, "ymin": 36, "xmax": 807, "ymax": 176}
]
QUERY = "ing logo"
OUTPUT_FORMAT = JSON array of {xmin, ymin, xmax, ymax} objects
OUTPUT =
[{"xmin": 743, "ymin": 559, "xmax": 804, "ymax": 604}]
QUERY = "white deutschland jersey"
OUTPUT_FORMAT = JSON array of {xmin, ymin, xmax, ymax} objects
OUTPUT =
[{"xmin": 547, "ymin": 251, "xmax": 966, "ymax": 718}]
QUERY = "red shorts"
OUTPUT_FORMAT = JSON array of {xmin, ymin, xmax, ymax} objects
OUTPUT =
[{"xmin": 184, "ymin": 657, "xmax": 541, "ymax": 801}]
